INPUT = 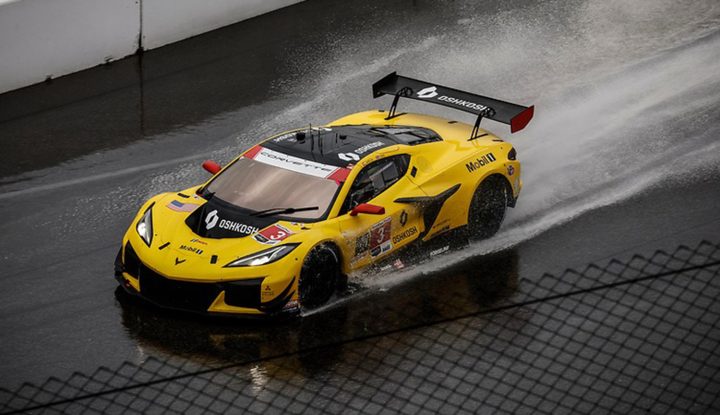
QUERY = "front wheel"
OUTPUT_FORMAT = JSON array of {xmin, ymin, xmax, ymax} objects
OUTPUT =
[
  {"xmin": 298, "ymin": 244, "xmax": 340, "ymax": 310},
  {"xmin": 467, "ymin": 176, "xmax": 508, "ymax": 240}
]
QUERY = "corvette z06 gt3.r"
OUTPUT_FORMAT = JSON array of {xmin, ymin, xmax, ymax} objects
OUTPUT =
[{"xmin": 114, "ymin": 72, "xmax": 534, "ymax": 317}]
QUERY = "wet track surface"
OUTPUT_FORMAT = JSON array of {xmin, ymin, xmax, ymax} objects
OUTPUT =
[{"xmin": 1, "ymin": 0, "xmax": 720, "ymax": 411}]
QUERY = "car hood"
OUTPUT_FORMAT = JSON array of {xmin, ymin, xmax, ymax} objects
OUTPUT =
[
  {"xmin": 149, "ymin": 193, "xmax": 308, "ymax": 264},
  {"xmin": 185, "ymin": 196, "xmax": 278, "ymax": 239}
]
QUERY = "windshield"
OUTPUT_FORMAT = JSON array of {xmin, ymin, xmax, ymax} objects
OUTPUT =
[{"xmin": 203, "ymin": 156, "xmax": 341, "ymax": 220}]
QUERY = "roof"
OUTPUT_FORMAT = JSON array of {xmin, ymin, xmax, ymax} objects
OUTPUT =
[{"xmin": 261, "ymin": 125, "xmax": 441, "ymax": 168}]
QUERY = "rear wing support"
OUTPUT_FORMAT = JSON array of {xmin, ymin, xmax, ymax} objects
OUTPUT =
[{"xmin": 372, "ymin": 72, "xmax": 534, "ymax": 139}]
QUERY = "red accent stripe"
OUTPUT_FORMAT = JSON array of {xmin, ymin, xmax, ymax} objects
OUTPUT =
[
  {"xmin": 243, "ymin": 145, "xmax": 263, "ymax": 159},
  {"xmin": 327, "ymin": 167, "xmax": 351, "ymax": 184},
  {"xmin": 510, "ymin": 105, "xmax": 534, "ymax": 133}
]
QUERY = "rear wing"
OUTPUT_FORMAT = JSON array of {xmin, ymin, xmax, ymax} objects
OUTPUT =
[{"xmin": 372, "ymin": 72, "xmax": 534, "ymax": 138}]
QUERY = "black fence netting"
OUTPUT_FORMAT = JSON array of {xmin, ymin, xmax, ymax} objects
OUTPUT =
[{"xmin": 1, "ymin": 240, "xmax": 720, "ymax": 414}]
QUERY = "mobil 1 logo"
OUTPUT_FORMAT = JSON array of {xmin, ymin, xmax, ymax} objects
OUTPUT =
[{"xmin": 466, "ymin": 153, "xmax": 496, "ymax": 173}]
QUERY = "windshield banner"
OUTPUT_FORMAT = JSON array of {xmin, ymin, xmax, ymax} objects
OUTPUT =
[{"xmin": 247, "ymin": 146, "xmax": 340, "ymax": 179}]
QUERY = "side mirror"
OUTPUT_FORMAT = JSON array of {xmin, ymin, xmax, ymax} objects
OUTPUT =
[
  {"xmin": 350, "ymin": 203, "xmax": 385, "ymax": 216},
  {"xmin": 202, "ymin": 160, "xmax": 222, "ymax": 175}
]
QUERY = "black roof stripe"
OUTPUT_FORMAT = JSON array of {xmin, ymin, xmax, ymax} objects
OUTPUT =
[{"xmin": 262, "ymin": 125, "xmax": 441, "ymax": 168}]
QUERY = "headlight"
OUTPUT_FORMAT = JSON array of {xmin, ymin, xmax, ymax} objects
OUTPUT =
[
  {"xmin": 224, "ymin": 244, "xmax": 299, "ymax": 267},
  {"xmin": 136, "ymin": 205, "xmax": 154, "ymax": 247}
]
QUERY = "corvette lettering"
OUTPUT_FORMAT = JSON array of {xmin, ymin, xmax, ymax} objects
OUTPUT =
[
  {"xmin": 392, "ymin": 226, "xmax": 417, "ymax": 244},
  {"xmin": 253, "ymin": 147, "xmax": 338, "ymax": 178},
  {"xmin": 466, "ymin": 153, "xmax": 496, "ymax": 172}
]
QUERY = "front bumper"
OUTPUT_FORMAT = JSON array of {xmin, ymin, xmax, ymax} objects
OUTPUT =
[{"xmin": 114, "ymin": 243, "xmax": 299, "ymax": 317}]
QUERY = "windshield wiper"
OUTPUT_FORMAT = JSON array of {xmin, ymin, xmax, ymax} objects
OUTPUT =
[{"xmin": 251, "ymin": 206, "xmax": 319, "ymax": 217}]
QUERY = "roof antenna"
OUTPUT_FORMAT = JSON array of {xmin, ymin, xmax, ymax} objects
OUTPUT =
[
  {"xmin": 318, "ymin": 127, "xmax": 324, "ymax": 155},
  {"xmin": 308, "ymin": 123, "xmax": 314, "ymax": 152}
]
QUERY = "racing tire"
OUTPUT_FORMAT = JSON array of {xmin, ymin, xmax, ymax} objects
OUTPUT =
[
  {"xmin": 298, "ymin": 244, "xmax": 340, "ymax": 310},
  {"xmin": 467, "ymin": 176, "xmax": 508, "ymax": 240}
]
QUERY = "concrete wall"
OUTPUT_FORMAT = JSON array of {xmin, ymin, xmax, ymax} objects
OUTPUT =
[
  {"xmin": 0, "ymin": 0, "xmax": 302, "ymax": 94},
  {"xmin": 0, "ymin": 0, "xmax": 140, "ymax": 94},
  {"xmin": 142, "ymin": 0, "xmax": 303, "ymax": 50}
]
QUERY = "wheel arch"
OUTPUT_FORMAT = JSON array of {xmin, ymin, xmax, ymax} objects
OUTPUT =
[{"xmin": 470, "ymin": 172, "xmax": 515, "ymax": 208}]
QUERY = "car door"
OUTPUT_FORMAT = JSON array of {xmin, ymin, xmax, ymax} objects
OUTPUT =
[{"xmin": 336, "ymin": 155, "xmax": 426, "ymax": 271}]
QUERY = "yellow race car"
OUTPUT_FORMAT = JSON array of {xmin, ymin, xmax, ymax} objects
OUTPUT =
[{"xmin": 114, "ymin": 72, "xmax": 534, "ymax": 317}]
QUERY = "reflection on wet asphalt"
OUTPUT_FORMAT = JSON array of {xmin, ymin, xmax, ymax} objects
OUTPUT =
[
  {"xmin": 117, "ymin": 248, "xmax": 518, "ymax": 366},
  {"xmin": 1, "ymin": 0, "xmax": 720, "ymax": 398}
]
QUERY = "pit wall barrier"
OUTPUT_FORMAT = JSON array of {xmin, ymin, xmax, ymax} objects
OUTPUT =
[{"xmin": 0, "ymin": 0, "xmax": 303, "ymax": 94}]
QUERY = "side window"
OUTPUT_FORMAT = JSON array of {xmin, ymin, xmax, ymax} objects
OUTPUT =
[{"xmin": 342, "ymin": 155, "xmax": 410, "ymax": 214}]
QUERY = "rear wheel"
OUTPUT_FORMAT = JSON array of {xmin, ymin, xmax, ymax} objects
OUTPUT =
[
  {"xmin": 467, "ymin": 176, "xmax": 508, "ymax": 240},
  {"xmin": 298, "ymin": 245, "xmax": 340, "ymax": 310}
]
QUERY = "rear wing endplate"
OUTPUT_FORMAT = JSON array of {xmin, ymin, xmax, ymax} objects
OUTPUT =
[{"xmin": 372, "ymin": 72, "xmax": 534, "ymax": 138}]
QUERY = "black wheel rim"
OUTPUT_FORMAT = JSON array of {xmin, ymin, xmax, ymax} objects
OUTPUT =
[
  {"xmin": 299, "ymin": 247, "xmax": 337, "ymax": 309},
  {"xmin": 469, "ymin": 179, "xmax": 507, "ymax": 238}
]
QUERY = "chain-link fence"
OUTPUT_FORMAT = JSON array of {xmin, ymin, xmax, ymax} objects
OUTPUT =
[{"xmin": 2, "ymin": 240, "xmax": 719, "ymax": 414}]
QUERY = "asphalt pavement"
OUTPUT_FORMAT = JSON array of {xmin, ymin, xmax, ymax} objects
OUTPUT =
[{"xmin": 1, "ymin": 0, "xmax": 719, "ymax": 409}]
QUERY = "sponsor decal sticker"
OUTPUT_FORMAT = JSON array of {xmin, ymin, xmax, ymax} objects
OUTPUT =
[
  {"xmin": 218, "ymin": 220, "xmax": 259, "ymax": 235},
  {"xmin": 429, "ymin": 245, "xmax": 450, "ymax": 257},
  {"xmin": 438, "ymin": 95, "xmax": 490, "ymax": 112},
  {"xmin": 254, "ymin": 224, "xmax": 294, "ymax": 245},
  {"xmin": 273, "ymin": 132, "xmax": 297, "ymax": 142},
  {"xmin": 399, "ymin": 210, "xmax": 408, "ymax": 227},
  {"xmin": 252, "ymin": 147, "xmax": 340, "ymax": 178},
  {"xmin": 179, "ymin": 245, "xmax": 203, "ymax": 255},
  {"xmin": 354, "ymin": 232, "xmax": 370, "ymax": 258},
  {"xmin": 355, "ymin": 141, "xmax": 385, "ymax": 154},
  {"xmin": 190, "ymin": 238, "xmax": 208, "ymax": 245},
  {"xmin": 167, "ymin": 200, "xmax": 199, "ymax": 212},
  {"xmin": 392, "ymin": 226, "xmax": 418, "ymax": 244},
  {"xmin": 416, "ymin": 86, "xmax": 438, "ymax": 99},
  {"xmin": 507, "ymin": 165, "xmax": 515, "ymax": 176},
  {"xmin": 339, "ymin": 152, "xmax": 360, "ymax": 162},
  {"xmin": 353, "ymin": 217, "xmax": 393, "ymax": 259},
  {"xmin": 204, "ymin": 209, "xmax": 259, "ymax": 235},
  {"xmin": 205, "ymin": 210, "xmax": 219, "ymax": 229},
  {"xmin": 262, "ymin": 284, "xmax": 274, "ymax": 299},
  {"xmin": 337, "ymin": 141, "xmax": 385, "ymax": 162},
  {"xmin": 175, "ymin": 257, "xmax": 186, "ymax": 265},
  {"xmin": 465, "ymin": 153, "xmax": 497, "ymax": 172},
  {"xmin": 370, "ymin": 217, "xmax": 393, "ymax": 257}
]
